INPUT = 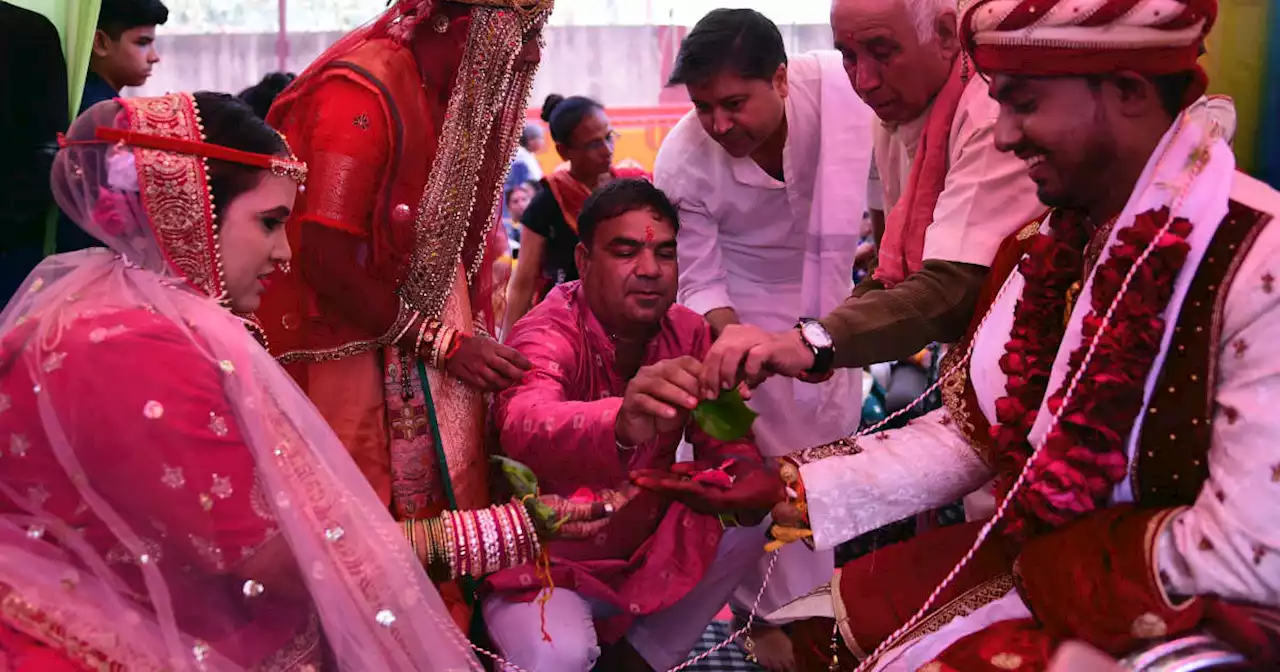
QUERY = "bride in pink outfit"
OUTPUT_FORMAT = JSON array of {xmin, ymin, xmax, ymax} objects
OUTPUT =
[{"xmin": 0, "ymin": 91, "xmax": 487, "ymax": 671}]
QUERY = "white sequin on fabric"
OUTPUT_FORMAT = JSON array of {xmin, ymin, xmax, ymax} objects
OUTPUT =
[
  {"xmin": 161, "ymin": 464, "xmax": 185, "ymax": 489},
  {"xmin": 211, "ymin": 474, "xmax": 233, "ymax": 499},
  {"xmin": 208, "ymin": 413, "xmax": 228, "ymax": 437},
  {"xmin": 242, "ymin": 580, "xmax": 265, "ymax": 598},
  {"xmin": 41, "ymin": 352, "xmax": 67, "ymax": 373}
]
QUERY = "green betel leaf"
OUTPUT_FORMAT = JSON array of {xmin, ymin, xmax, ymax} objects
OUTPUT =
[
  {"xmin": 491, "ymin": 455, "xmax": 539, "ymax": 499},
  {"xmin": 692, "ymin": 388, "xmax": 759, "ymax": 442},
  {"xmin": 492, "ymin": 456, "xmax": 563, "ymax": 534}
]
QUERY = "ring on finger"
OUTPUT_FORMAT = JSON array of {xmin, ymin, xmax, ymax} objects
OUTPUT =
[{"xmin": 603, "ymin": 502, "xmax": 615, "ymax": 516}]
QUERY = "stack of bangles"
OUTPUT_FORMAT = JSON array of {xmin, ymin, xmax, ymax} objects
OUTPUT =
[
  {"xmin": 400, "ymin": 499, "xmax": 542, "ymax": 581},
  {"xmin": 765, "ymin": 459, "xmax": 814, "ymax": 553},
  {"xmin": 387, "ymin": 303, "xmax": 467, "ymax": 369}
]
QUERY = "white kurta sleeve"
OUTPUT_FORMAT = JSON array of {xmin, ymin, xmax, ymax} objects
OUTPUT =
[
  {"xmin": 655, "ymin": 158, "xmax": 735, "ymax": 315},
  {"xmin": 797, "ymin": 408, "xmax": 995, "ymax": 550},
  {"xmin": 921, "ymin": 81, "xmax": 1043, "ymax": 268},
  {"xmin": 1157, "ymin": 222, "xmax": 1280, "ymax": 607}
]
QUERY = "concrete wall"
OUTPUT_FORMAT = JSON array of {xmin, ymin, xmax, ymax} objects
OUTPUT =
[{"xmin": 133, "ymin": 23, "xmax": 835, "ymax": 107}]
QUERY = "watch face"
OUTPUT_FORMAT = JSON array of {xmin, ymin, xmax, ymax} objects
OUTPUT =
[{"xmin": 801, "ymin": 321, "xmax": 833, "ymax": 348}]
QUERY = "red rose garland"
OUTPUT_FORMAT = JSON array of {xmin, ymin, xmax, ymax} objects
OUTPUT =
[{"xmin": 990, "ymin": 207, "xmax": 1193, "ymax": 543}]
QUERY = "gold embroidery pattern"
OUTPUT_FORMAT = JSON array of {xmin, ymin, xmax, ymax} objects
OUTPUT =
[
  {"xmin": 786, "ymin": 437, "xmax": 862, "ymax": 467},
  {"xmin": 121, "ymin": 94, "xmax": 226, "ymax": 301},
  {"xmin": 830, "ymin": 569, "xmax": 870, "ymax": 661},
  {"xmin": 275, "ymin": 337, "xmax": 382, "ymax": 365},
  {"xmin": 250, "ymin": 476, "xmax": 277, "ymax": 521},
  {"xmin": 258, "ymin": 387, "xmax": 428, "ymax": 651},
  {"xmin": 0, "ymin": 581, "xmax": 167, "ymax": 671},
  {"xmin": 399, "ymin": 6, "xmax": 550, "ymax": 319},
  {"xmin": 857, "ymin": 574, "xmax": 1016, "ymax": 670},
  {"xmin": 250, "ymin": 611, "xmax": 323, "ymax": 670}
]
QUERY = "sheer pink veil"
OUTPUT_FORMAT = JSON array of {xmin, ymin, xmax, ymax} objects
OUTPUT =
[{"xmin": 0, "ymin": 96, "xmax": 481, "ymax": 669}]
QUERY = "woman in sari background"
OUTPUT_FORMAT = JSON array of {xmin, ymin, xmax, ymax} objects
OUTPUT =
[
  {"xmin": 0, "ymin": 91, "xmax": 574, "ymax": 671},
  {"xmin": 502, "ymin": 94, "xmax": 649, "ymax": 335}
]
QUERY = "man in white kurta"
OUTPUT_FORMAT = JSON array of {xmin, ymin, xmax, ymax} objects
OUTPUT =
[
  {"xmin": 693, "ymin": 6, "xmax": 1046, "ymax": 538},
  {"xmin": 654, "ymin": 8, "xmax": 873, "ymax": 633}
]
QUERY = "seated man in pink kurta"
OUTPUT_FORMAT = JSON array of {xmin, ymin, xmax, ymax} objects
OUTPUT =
[{"xmin": 484, "ymin": 178, "xmax": 768, "ymax": 672}]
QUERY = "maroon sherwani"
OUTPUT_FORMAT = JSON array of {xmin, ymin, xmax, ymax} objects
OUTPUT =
[{"xmin": 484, "ymin": 281, "xmax": 763, "ymax": 641}]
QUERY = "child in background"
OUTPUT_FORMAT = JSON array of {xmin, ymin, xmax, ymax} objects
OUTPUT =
[{"xmin": 59, "ymin": 0, "xmax": 169, "ymax": 254}]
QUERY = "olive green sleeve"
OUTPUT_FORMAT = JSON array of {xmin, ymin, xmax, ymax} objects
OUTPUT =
[{"xmin": 821, "ymin": 260, "xmax": 988, "ymax": 369}]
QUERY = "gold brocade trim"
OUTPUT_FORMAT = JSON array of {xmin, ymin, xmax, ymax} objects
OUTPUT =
[
  {"xmin": 786, "ymin": 437, "xmax": 862, "ymax": 467},
  {"xmin": 1145, "ymin": 507, "xmax": 1197, "ymax": 612},
  {"xmin": 275, "ymin": 337, "xmax": 382, "ymax": 365},
  {"xmin": 451, "ymin": 0, "xmax": 553, "ymax": 8},
  {"xmin": 856, "ymin": 574, "xmax": 1017, "ymax": 670},
  {"xmin": 250, "ymin": 612, "xmax": 323, "ymax": 671},
  {"xmin": 0, "ymin": 582, "xmax": 161, "ymax": 671},
  {"xmin": 1015, "ymin": 218, "xmax": 1042, "ymax": 241},
  {"xmin": 830, "ymin": 569, "xmax": 870, "ymax": 661},
  {"xmin": 399, "ymin": 6, "xmax": 549, "ymax": 319},
  {"xmin": 938, "ymin": 347, "xmax": 993, "ymax": 466},
  {"xmin": 380, "ymin": 298, "xmax": 418, "ymax": 346},
  {"xmin": 258, "ymin": 384, "xmax": 432, "ymax": 662},
  {"xmin": 123, "ymin": 94, "xmax": 226, "ymax": 301}
]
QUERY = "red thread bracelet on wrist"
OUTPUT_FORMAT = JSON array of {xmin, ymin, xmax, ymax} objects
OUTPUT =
[{"xmin": 443, "ymin": 332, "xmax": 466, "ymax": 362}]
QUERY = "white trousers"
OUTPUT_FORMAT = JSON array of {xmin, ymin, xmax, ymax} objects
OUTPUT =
[{"xmin": 484, "ymin": 524, "xmax": 769, "ymax": 672}]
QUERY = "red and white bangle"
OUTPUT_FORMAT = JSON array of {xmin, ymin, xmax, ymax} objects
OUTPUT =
[
  {"xmin": 478, "ymin": 509, "xmax": 500, "ymax": 575},
  {"xmin": 495, "ymin": 504, "xmax": 518, "ymax": 566}
]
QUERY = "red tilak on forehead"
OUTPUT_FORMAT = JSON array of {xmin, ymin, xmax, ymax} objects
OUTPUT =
[{"xmin": 644, "ymin": 225, "xmax": 655, "ymax": 242}]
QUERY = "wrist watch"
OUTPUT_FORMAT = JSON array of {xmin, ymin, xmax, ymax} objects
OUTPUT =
[{"xmin": 796, "ymin": 318, "xmax": 835, "ymax": 377}]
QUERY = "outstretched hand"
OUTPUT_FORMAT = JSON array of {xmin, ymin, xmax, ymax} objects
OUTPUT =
[
  {"xmin": 630, "ymin": 460, "xmax": 785, "ymax": 523},
  {"xmin": 699, "ymin": 324, "xmax": 814, "ymax": 398}
]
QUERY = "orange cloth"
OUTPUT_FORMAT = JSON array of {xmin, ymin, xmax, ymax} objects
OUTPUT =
[
  {"xmin": 544, "ymin": 160, "xmax": 650, "ymax": 234},
  {"xmin": 874, "ymin": 60, "xmax": 967, "ymax": 287}
]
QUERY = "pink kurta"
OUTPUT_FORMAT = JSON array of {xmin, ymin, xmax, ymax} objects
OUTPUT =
[{"xmin": 484, "ymin": 281, "xmax": 762, "ymax": 641}]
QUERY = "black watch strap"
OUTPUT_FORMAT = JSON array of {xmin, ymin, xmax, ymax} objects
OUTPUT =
[{"xmin": 797, "ymin": 319, "xmax": 834, "ymax": 376}]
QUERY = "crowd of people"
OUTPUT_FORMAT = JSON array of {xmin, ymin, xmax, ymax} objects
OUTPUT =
[{"xmin": 1, "ymin": 0, "xmax": 1277, "ymax": 670}]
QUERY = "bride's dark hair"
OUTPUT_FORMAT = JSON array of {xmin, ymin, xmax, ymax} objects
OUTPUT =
[{"xmin": 193, "ymin": 91, "xmax": 288, "ymax": 222}]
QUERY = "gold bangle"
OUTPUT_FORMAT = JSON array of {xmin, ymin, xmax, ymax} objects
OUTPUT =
[
  {"xmin": 432, "ymin": 326, "xmax": 455, "ymax": 369},
  {"xmin": 386, "ymin": 299, "xmax": 419, "ymax": 347},
  {"xmin": 402, "ymin": 520, "xmax": 419, "ymax": 564},
  {"xmin": 428, "ymin": 517, "xmax": 446, "ymax": 569},
  {"xmin": 413, "ymin": 317, "xmax": 434, "ymax": 358}
]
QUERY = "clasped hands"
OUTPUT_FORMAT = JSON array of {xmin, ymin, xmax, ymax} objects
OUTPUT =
[
  {"xmin": 439, "ymin": 321, "xmax": 806, "ymax": 396},
  {"xmin": 615, "ymin": 321, "xmax": 817, "ymax": 450},
  {"xmin": 614, "ymin": 348, "xmax": 810, "ymax": 537}
]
